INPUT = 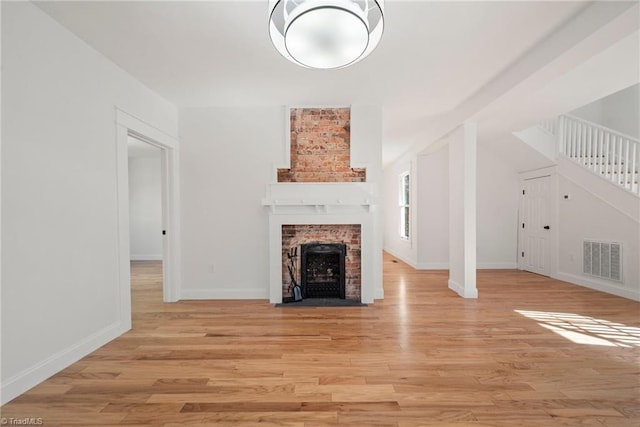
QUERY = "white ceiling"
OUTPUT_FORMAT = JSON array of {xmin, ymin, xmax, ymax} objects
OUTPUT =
[{"xmin": 35, "ymin": 0, "xmax": 638, "ymax": 165}]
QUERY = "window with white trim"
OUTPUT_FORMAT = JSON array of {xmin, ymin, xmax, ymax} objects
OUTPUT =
[{"xmin": 399, "ymin": 171, "xmax": 410, "ymax": 240}]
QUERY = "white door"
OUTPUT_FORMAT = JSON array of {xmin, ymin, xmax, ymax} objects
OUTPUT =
[{"xmin": 520, "ymin": 176, "xmax": 551, "ymax": 276}]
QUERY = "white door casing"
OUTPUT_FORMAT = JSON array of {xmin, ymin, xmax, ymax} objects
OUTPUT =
[{"xmin": 116, "ymin": 109, "xmax": 181, "ymax": 332}]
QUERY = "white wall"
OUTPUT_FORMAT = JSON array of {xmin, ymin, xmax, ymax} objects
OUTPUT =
[
  {"xmin": 387, "ymin": 142, "xmax": 519, "ymax": 270},
  {"xmin": 556, "ymin": 175, "xmax": 640, "ymax": 299},
  {"xmin": 569, "ymin": 99, "xmax": 604, "ymax": 125},
  {"xmin": 602, "ymin": 84, "xmax": 639, "ymax": 138},
  {"xmin": 179, "ymin": 107, "xmax": 283, "ymax": 298},
  {"xmin": 416, "ymin": 146, "xmax": 449, "ymax": 268},
  {"xmin": 476, "ymin": 143, "xmax": 520, "ymax": 268},
  {"xmin": 128, "ymin": 155, "xmax": 163, "ymax": 260},
  {"xmin": 180, "ymin": 106, "xmax": 384, "ymax": 300},
  {"xmin": 382, "ymin": 152, "xmax": 416, "ymax": 266},
  {"xmin": 570, "ymin": 83, "xmax": 639, "ymax": 138},
  {"xmin": 1, "ymin": 2, "xmax": 178, "ymax": 403}
]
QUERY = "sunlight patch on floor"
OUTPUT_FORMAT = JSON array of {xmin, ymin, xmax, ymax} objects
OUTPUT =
[
  {"xmin": 397, "ymin": 278, "xmax": 409, "ymax": 348},
  {"xmin": 516, "ymin": 310, "xmax": 640, "ymax": 348}
]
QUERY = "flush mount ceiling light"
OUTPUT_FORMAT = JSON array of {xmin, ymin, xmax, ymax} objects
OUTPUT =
[{"xmin": 269, "ymin": 0, "xmax": 384, "ymax": 69}]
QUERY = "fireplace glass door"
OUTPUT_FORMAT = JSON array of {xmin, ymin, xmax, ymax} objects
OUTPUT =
[{"xmin": 300, "ymin": 243, "xmax": 346, "ymax": 299}]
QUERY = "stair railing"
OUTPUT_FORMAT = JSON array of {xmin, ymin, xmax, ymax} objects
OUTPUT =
[
  {"xmin": 540, "ymin": 118, "xmax": 557, "ymax": 136},
  {"xmin": 557, "ymin": 115, "xmax": 639, "ymax": 196}
]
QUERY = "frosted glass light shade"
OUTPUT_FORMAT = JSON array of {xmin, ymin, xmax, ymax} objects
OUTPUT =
[{"xmin": 269, "ymin": 0, "xmax": 384, "ymax": 69}]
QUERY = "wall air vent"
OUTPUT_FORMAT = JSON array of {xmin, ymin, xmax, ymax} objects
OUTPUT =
[{"xmin": 583, "ymin": 240, "xmax": 622, "ymax": 282}]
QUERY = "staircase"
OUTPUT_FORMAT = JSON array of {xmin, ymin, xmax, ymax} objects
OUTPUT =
[
  {"xmin": 554, "ymin": 115, "xmax": 639, "ymax": 196},
  {"xmin": 513, "ymin": 114, "xmax": 639, "ymax": 301}
]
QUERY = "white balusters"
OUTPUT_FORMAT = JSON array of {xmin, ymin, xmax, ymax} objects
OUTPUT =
[
  {"xmin": 604, "ymin": 132, "xmax": 610, "ymax": 179},
  {"xmin": 623, "ymin": 138, "xmax": 630, "ymax": 190},
  {"xmin": 556, "ymin": 115, "xmax": 639, "ymax": 196},
  {"xmin": 633, "ymin": 142, "xmax": 639, "ymax": 194},
  {"xmin": 540, "ymin": 118, "xmax": 556, "ymax": 135}
]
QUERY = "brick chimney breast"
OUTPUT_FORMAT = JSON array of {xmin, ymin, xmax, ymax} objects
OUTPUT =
[{"xmin": 278, "ymin": 108, "xmax": 366, "ymax": 183}]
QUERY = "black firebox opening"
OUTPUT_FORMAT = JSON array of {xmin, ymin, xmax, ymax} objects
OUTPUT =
[{"xmin": 300, "ymin": 243, "xmax": 347, "ymax": 299}]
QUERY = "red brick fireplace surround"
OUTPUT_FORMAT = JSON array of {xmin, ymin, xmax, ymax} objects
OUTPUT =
[{"xmin": 282, "ymin": 224, "xmax": 361, "ymax": 300}]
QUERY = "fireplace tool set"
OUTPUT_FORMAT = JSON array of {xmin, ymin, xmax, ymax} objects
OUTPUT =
[{"xmin": 286, "ymin": 247, "xmax": 302, "ymax": 301}]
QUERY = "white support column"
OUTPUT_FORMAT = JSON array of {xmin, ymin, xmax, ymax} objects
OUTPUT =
[{"xmin": 448, "ymin": 122, "xmax": 478, "ymax": 298}]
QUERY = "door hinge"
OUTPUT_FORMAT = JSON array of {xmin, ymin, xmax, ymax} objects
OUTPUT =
[{"xmin": 521, "ymin": 251, "xmax": 525, "ymax": 257}]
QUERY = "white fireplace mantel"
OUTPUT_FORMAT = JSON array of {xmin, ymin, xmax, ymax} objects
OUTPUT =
[
  {"xmin": 262, "ymin": 182, "xmax": 379, "ymax": 213},
  {"xmin": 264, "ymin": 181, "xmax": 380, "ymax": 304}
]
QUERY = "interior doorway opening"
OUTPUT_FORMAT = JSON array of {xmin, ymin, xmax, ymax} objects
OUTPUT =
[
  {"xmin": 128, "ymin": 136, "xmax": 165, "ymax": 306},
  {"xmin": 116, "ymin": 108, "xmax": 181, "ymax": 332}
]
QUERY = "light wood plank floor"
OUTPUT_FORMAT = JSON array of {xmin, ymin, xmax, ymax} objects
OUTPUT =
[{"xmin": 2, "ymin": 254, "xmax": 639, "ymax": 426}]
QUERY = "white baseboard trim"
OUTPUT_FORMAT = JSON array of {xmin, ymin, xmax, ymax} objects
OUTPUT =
[
  {"xmin": 478, "ymin": 262, "xmax": 518, "ymax": 269},
  {"xmin": 554, "ymin": 272, "xmax": 640, "ymax": 301},
  {"xmin": 130, "ymin": 254, "xmax": 162, "ymax": 261},
  {"xmin": 0, "ymin": 321, "xmax": 127, "ymax": 405},
  {"xmin": 448, "ymin": 279, "xmax": 479, "ymax": 299},
  {"xmin": 416, "ymin": 262, "xmax": 449, "ymax": 270},
  {"xmin": 402, "ymin": 261, "xmax": 517, "ymax": 270},
  {"xmin": 180, "ymin": 288, "xmax": 269, "ymax": 300},
  {"xmin": 382, "ymin": 248, "xmax": 417, "ymax": 269},
  {"xmin": 448, "ymin": 279, "xmax": 463, "ymax": 295}
]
